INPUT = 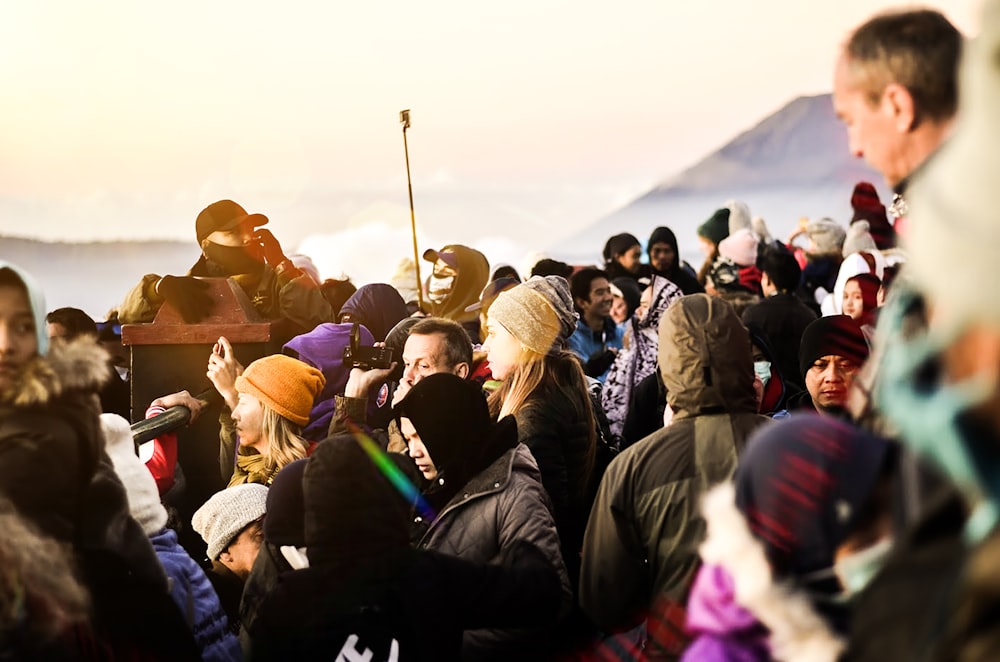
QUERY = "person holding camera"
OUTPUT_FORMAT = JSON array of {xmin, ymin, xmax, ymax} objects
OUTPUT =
[{"xmin": 117, "ymin": 199, "xmax": 333, "ymax": 330}]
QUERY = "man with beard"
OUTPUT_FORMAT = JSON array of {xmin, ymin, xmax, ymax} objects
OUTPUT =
[{"xmin": 118, "ymin": 200, "xmax": 332, "ymax": 330}]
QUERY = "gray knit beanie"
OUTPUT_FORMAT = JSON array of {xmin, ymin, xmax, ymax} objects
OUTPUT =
[
  {"xmin": 192, "ymin": 484, "xmax": 269, "ymax": 560},
  {"xmin": 806, "ymin": 218, "xmax": 847, "ymax": 254}
]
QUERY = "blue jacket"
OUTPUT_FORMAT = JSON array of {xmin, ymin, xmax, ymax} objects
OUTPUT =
[
  {"xmin": 151, "ymin": 528, "xmax": 243, "ymax": 662},
  {"xmin": 567, "ymin": 318, "xmax": 624, "ymax": 382}
]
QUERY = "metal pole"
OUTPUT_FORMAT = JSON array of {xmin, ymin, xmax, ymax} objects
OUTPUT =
[
  {"xmin": 130, "ymin": 388, "xmax": 220, "ymax": 446},
  {"xmin": 401, "ymin": 109, "xmax": 425, "ymax": 311}
]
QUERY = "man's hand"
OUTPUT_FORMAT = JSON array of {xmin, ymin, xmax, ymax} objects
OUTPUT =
[
  {"xmin": 254, "ymin": 229, "xmax": 287, "ymax": 267},
  {"xmin": 150, "ymin": 389, "xmax": 206, "ymax": 424},
  {"xmin": 157, "ymin": 276, "xmax": 213, "ymax": 323},
  {"xmin": 344, "ymin": 364, "xmax": 397, "ymax": 399},
  {"xmin": 207, "ymin": 336, "xmax": 244, "ymax": 410}
]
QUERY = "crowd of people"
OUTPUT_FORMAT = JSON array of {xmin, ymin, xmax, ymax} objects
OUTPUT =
[{"xmin": 3, "ymin": 4, "xmax": 1000, "ymax": 661}]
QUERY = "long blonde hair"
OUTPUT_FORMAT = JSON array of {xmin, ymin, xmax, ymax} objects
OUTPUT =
[
  {"xmin": 489, "ymin": 348, "xmax": 547, "ymax": 420},
  {"xmin": 260, "ymin": 405, "xmax": 310, "ymax": 476}
]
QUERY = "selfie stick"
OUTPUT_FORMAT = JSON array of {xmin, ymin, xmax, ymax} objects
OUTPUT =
[{"xmin": 400, "ymin": 109, "xmax": 424, "ymax": 310}]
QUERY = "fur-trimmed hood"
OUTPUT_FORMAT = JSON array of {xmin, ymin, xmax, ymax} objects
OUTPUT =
[
  {"xmin": 698, "ymin": 483, "xmax": 846, "ymax": 661},
  {"xmin": 0, "ymin": 336, "xmax": 111, "ymax": 409}
]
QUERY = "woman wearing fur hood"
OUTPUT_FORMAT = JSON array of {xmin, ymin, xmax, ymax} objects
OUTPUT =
[
  {"xmin": 0, "ymin": 261, "xmax": 199, "ymax": 659},
  {"xmin": 683, "ymin": 415, "xmax": 896, "ymax": 662}
]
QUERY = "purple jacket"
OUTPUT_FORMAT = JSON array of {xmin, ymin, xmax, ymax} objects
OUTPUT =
[
  {"xmin": 283, "ymin": 322, "xmax": 374, "ymax": 441},
  {"xmin": 682, "ymin": 564, "xmax": 770, "ymax": 662}
]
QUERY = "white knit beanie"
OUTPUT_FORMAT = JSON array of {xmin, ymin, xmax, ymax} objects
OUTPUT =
[
  {"xmin": 842, "ymin": 221, "xmax": 878, "ymax": 257},
  {"xmin": 100, "ymin": 413, "xmax": 168, "ymax": 537},
  {"xmin": 726, "ymin": 200, "xmax": 753, "ymax": 235},
  {"xmin": 192, "ymin": 484, "xmax": 269, "ymax": 560}
]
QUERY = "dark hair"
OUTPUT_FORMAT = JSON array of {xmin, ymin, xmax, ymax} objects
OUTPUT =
[
  {"xmin": 602, "ymin": 233, "xmax": 640, "ymax": 264},
  {"xmin": 758, "ymin": 245, "xmax": 802, "ymax": 293},
  {"xmin": 45, "ymin": 307, "xmax": 98, "ymax": 340},
  {"xmin": 408, "ymin": 317, "xmax": 473, "ymax": 371},
  {"xmin": 491, "ymin": 265, "xmax": 521, "ymax": 282},
  {"xmin": 570, "ymin": 267, "xmax": 609, "ymax": 305},
  {"xmin": 845, "ymin": 9, "xmax": 961, "ymax": 123},
  {"xmin": 320, "ymin": 278, "xmax": 357, "ymax": 319},
  {"xmin": 531, "ymin": 258, "xmax": 574, "ymax": 279}
]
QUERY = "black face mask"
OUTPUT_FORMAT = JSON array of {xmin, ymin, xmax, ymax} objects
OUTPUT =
[{"xmin": 201, "ymin": 241, "xmax": 264, "ymax": 276}]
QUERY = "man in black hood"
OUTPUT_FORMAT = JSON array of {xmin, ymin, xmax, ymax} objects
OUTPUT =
[
  {"xmin": 647, "ymin": 226, "xmax": 703, "ymax": 295},
  {"xmin": 117, "ymin": 199, "xmax": 332, "ymax": 331}
]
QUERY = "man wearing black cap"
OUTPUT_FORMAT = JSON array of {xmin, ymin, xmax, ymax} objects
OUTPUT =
[
  {"xmin": 788, "ymin": 315, "xmax": 870, "ymax": 417},
  {"xmin": 118, "ymin": 199, "xmax": 332, "ymax": 328}
]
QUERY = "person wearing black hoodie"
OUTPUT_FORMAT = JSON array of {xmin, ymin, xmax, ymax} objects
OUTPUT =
[
  {"xmin": 647, "ymin": 226, "xmax": 704, "ymax": 295},
  {"xmin": 397, "ymin": 373, "xmax": 573, "ymax": 660},
  {"xmin": 245, "ymin": 434, "xmax": 563, "ymax": 661}
]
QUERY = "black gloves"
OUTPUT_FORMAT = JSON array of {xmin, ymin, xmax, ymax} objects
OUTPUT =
[
  {"xmin": 157, "ymin": 275, "xmax": 213, "ymax": 323},
  {"xmin": 254, "ymin": 229, "xmax": 287, "ymax": 266},
  {"xmin": 584, "ymin": 348, "xmax": 617, "ymax": 377}
]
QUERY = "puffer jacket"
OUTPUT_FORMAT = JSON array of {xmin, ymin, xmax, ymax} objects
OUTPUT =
[
  {"xmin": 415, "ymin": 443, "xmax": 573, "ymax": 660},
  {"xmin": 152, "ymin": 527, "xmax": 242, "ymax": 661},
  {"xmin": 0, "ymin": 336, "xmax": 199, "ymax": 659},
  {"xmin": 579, "ymin": 294, "xmax": 767, "ymax": 659}
]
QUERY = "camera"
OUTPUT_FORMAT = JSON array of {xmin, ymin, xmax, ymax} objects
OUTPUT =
[{"xmin": 343, "ymin": 323, "xmax": 394, "ymax": 370}]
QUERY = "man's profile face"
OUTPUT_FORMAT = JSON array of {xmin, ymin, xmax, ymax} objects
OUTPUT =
[
  {"xmin": 833, "ymin": 55, "xmax": 907, "ymax": 188},
  {"xmin": 806, "ymin": 353, "xmax": 860, "ymax": 413},
  {"xmin": 401, "ymin": 332, "xmax": 464, "ymax": 387}
]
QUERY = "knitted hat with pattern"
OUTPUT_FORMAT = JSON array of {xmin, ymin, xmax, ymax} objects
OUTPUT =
[
  {"xmin": 235, "ymin": 354, "xmax": 326, "ymax": 427},
  {"xmin": 488, "ymin": 276, "xmax": 578, "ymax": 355}
]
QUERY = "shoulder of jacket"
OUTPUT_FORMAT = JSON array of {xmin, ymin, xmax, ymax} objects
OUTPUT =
[{"xmin": 1, "ymin": 336, "xmax": 108, "ymax": 408}]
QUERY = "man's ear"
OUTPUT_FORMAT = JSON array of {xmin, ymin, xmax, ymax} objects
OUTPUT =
[
  {"xmin": 574, "ymin": 296, "xmax": 588, "ymax": 311},
  {"xmin": 884, "ymin": 82, "xmax": 917, "ymax": 133},
  {"xmin": 454, "ymin": 362, "xmax": 470, "ymax": 379},
  {"xmin": 218, "ymin": 549, "xmax": 233, "ymax": 565}
]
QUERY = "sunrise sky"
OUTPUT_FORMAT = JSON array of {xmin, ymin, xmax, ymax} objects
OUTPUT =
[{"xmin": 0, "ymin": 0, "xmax": 981, "ymax": 248}]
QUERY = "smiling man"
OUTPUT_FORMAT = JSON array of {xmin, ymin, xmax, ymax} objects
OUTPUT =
[
  {"xmin": 567, "ymin": 267, "xmax": 623, "ymax": 382},
  {"xmin": 832, "ymin": 9, "xmax": 962, "ymax": 233},
  {"xmin": 789, "ymin": 315, "xmax": 870, "ymax": 418}
]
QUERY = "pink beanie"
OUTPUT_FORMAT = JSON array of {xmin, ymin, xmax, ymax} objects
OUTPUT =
[{"xmin": 718, "ymin": 228, "xmax": 759, "ymax": 267}]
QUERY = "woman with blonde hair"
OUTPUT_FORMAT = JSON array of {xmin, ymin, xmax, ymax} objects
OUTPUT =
[
  {"xmin": 483, "ymin": 276, "xmax": 598, "ymax": 591},
  {"xmin": 207, "ymin": 337, "xmax": 326, "ymax": 486}
]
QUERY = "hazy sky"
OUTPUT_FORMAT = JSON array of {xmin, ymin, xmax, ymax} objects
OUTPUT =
[{"xmin": 0, "ymin": 0, "xmax": 981, "ymax": 247}]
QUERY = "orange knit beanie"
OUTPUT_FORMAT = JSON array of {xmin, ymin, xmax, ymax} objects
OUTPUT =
[{"xmin": 235, "ymin": 354, "xmax": 326, "ymax": 427}]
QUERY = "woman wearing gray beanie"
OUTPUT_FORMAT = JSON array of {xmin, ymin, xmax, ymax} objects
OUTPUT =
[{"xmin": 483, "ymin": 276, "xmax": 600, "ymax": 608}]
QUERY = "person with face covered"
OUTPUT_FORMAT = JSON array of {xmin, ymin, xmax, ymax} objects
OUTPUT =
[
  {"xmin": 421, "ymin": 244, "xmax": 490, "ymax": 339},
  {"xmin": 117, "ymin": 199, "xmax": 333, "ymax": 330},
  {"xmin": 397, "ymin": 373, "xmax": 572, "ymax": 659},
  {"xmin": 684, "ymin": 415, "xmax": 897, "ymax": 662}
]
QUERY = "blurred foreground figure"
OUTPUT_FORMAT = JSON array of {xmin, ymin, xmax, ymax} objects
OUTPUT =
[
  {"xmin": 0, "ymin": 260, "xmax": 199, "ymax": 659},
  {"xmin": 846, "ymin": 3, "xmax": 1000, "ymax": 659}
]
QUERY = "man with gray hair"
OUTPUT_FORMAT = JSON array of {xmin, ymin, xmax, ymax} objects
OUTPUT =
[
  {"xmin": 845, "ymin": 1, "xmax": 1000, "ymax": 657},
  {"xmin": 832, "ymin": 8, "xmax": 962, "ymax": 231}
]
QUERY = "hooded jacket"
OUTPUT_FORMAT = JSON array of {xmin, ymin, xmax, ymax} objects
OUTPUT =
[
  {"xmin": 283, "ymin": 322, "xmax": 376, "ymax": 441},
  {"xmin": 426, "ymin": 244, "xmax": 490, "ymax": 324},
  {"xmin": 579, "ymin": 294, "xmax": 766, "ymax": 657},
  {"xmin": 246, "ymin": 435, "xmax": 563, "ymax": 661},
  {"xmin": 0, "ymin": 333, "xmax": 199, "ymax": 659},
  {"xmin": 338, "ymin": 283, "xmax": 409, "ymax": 342},
  {"xmin": 648, "ymin": 226, "xmax": 704, "ymax": 295}
]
